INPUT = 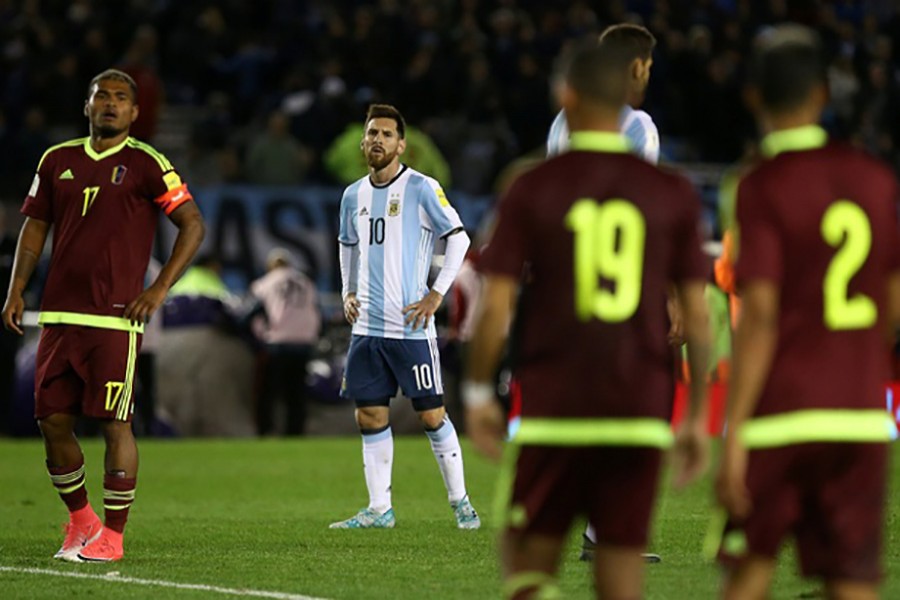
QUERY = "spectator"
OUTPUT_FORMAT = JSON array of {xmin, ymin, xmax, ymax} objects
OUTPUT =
[
  {"xmin": 249, "ymin": 248, "xmax": 321, "ymax": 436},
  {"xmin": 245, "ymin": 110, "xmax": 313, "ymax": 185}
]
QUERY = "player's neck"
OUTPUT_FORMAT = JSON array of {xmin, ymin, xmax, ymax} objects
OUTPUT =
[
  {"xmin": 566, "ymin": 105, "xmax": 620, "ymax": 133},
  {"xmin": 369, "ymin": 160, "xmax": 401, "ymax": 185},
  {"xmin": 89, "ymin": 130, "xmax": 130, "ymax": 153},
  {"xmin": 763, "ymin": 107, "xmax": 821, "ymax": 134}
]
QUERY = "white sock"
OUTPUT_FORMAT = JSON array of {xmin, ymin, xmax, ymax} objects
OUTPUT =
[
  {"xmin": 585, "ymin": 523, "xmax": 597, "ymax": 543},
  {"xmin": 425, "ymin": 417, "xmax": 467, "ymax": 504},
  {"xmin": 362, "ymin": 427, "xmax": 393, "ymax": 513}
]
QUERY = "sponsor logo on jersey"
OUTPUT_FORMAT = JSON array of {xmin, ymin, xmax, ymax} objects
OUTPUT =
[
  {"xmin": 163, "ymin": 170, "xmax": 182, "ymax": 190},
  {"xmin": 59, "ymin": 169, "xmax": 74, "ymax": 180},
  {"xmin": 360, "ymin": 207, "xmax": 369, "ymax": 216},
  {"xmin": 436, "ymin": 187, "xmax": 450, "ymax": 207},
  {"xmin": 111, "ymin": 165, "xmax": 128, "ymax": 185}
]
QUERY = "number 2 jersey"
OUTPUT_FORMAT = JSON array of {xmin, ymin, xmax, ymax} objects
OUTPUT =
[
  {"xmin": 735, "ymin": 126, "xmax": 900, "ymax": 418},
  {"xmin": 338, "ymin": 164, "xmax": 464, "ymax": 340},
  {"xmin": 21, "ymin": 136, "xmax": 193, "ymax": 325},
  {"xmin": 479, "ymin": 132, "xmax": 708, "ymax": 421}
]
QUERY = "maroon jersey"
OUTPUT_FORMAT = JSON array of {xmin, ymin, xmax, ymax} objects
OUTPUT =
[
  {"xmin": 736, "ymin": 132, "xmax": 900, "ymax": 417},
  {"xmin": 480, "ymin": 133, "xmax": 707, "ymax": 421},
  {"xmin": 21, "ymin": 137, "xmax": 193, "ymax": 325}
]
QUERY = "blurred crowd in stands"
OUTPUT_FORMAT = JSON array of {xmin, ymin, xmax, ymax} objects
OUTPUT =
[{"xmin": 1, "ymin": 0, "xmax": 900, "ymax": 199}]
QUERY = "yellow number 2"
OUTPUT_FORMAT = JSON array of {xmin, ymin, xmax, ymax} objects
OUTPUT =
[
  {"xmin": 82, "ymin": 186, "xmax": 99, "ymax": 216},
  {"xmin": 821, "ymin": 200, "xmax": 877, "ymax": 330}
]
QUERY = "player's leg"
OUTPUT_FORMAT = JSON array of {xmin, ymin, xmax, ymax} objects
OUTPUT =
[
  {"xmin": 330, "ymin": 336, "xmax": 397, "ymax": 528},
  {"xmin": 721, "ymin": 556, "xmax": 776, "ymax": 600},
  {"xmin": 34, "ymin": 326, "xmax": 103, "ymax": 561},
  {"xmin": 823, "ymin": 581, "xmax": 878, "ymax": 600},
  {"xmin": 77, "ymin": 328, "xmax": 140, "ymax": 562},
  {"xmin": 593, "ymin": 545, "xmax": 645, "ymax": 599},
  {"xmin": 501, "ymin": 531, "xmax": 566, "ymax": 599},
  {"xmin": 393, "ymin": 337, "xmax": 479, "ymax": 528}
]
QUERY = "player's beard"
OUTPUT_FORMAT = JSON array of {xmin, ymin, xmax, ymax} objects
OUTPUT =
[
  {"xmin": 94, "ymin": 123, "xmax": 128, "ymax": 139},
  {"xmin": 366, "ymin": 148, "xmax": 397, "ymax": 171}
]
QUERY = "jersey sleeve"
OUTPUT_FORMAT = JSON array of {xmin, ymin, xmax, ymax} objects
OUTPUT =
[
  {"xmin": 142, "ymin": 150, "xmax": 194, "ymax": 216},
  {"xmin": 338, "ymin": 185, "xmax": 359, "ymax": 245},
  {"xmin": 419, "ymin": 176, "xmax": 464, "ymax": 238},
  {"xmin": 671, "ymin": 177, "xmax": 709, "ymax": 283},
  {"xmin": 546, "ymin": 111, "xmax": 570, "ymax": 157},
  {"xmin": 734, "ymin": 174, "xmax": 784, "ymax": 285},
  {"xmin": 479, "ymin": 176, "xmax": 531, "ymax": 278},
  {"xmin": 21, "ymin": 152, "xmax": 55, "ymax": 222},
  {"xmin": 624, "ymin": 111, "xmax": 660, "ymax": 165}
]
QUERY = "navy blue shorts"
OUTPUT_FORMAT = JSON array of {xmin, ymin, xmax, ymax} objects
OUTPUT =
[{"xmin": 341, "ymin": 335, "xmax": 444, "ymax": 409}]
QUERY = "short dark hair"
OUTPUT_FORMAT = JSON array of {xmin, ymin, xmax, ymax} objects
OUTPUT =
[
  {"xmin": 750, "ymin": 25, "xmax": 826, "ymax": 113},
  {"xmin": 598, "ymin": 23, "xmax": 656, "ymax": 61},
  {"xmin": 88, "ymin": 69, "xmax": 138, "ymax": 101},
  {"xmin": 556, "ymin": 42, "xmax": 632, "ymax": 108},
  {"xmin": 365, "ymin": 104, "xmax": 406, "ymax": 139}
]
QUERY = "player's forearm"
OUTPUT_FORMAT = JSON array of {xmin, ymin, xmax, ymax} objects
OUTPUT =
[
  {"xmin": 465, "ymin": 276, "xmax": 516, "ymax": 384},
  {"xmin": 7, "ymin": 218, "xmax": 49, "ymax": 297},
  {"xmin": 339, "ymin": 243, "xmax": 359, "ymax": 299},
  {"xmin": 726, "ymin": 309, "xmax": 778, "ymax": 431},
  {"xmin": 431, "ymin": 230, "xmax": 471, "ymax": 296},
  {"xmin": 154, "ymin": 212, "xmax": 205, "ymax": 290},
  {"xmin": 680, "ymin": 283, "xmax": 711, "ymax": 421}
]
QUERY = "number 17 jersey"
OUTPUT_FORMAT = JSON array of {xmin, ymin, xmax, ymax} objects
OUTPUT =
[{"xmin": 338, "ymin": 165, "xmax": 463, "ymax": 340}]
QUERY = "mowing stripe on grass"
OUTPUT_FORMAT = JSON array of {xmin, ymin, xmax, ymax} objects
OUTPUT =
[{"xmin": 0, "ymin": 566, "xmax": 330, "ymax": 600}]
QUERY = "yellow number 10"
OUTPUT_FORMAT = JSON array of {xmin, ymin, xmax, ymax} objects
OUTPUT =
[
  {"xmin": 565, "ymin": 198, "xmax": 646, "ymax": 322},
  {"xmin": 821, "ymin": 200, "xmax": 877, "ymax": 330}
]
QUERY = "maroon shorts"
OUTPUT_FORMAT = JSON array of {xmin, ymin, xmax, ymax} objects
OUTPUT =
[
  {"xmin": 503, "ymin": 445, "xmax": 663, "ymax": 547},
  {"xmin": 719, "ymin": 442, "xmax": 888, "ymax": 582},
  {"xmin": 35, "ymin": 325, "xmax": 142, "ymax": 422}
]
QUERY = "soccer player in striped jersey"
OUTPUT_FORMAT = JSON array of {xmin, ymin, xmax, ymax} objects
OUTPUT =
[
  {"xmin": 329, "ymin": 104, "xmax": 479, "ymax": 530},
  {"xmin": 546, "ymin": 24, "xmax": 659, "ymax": 164},
  {"xmin": 1, "ymin": 69, "xmax": 205, "ymax": 562}
]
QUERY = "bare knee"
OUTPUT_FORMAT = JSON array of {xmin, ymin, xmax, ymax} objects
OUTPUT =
[
  {"xmin": 38, "ymin": 413, "xmax": 76, "ymax": 442},
  {"xmin": 355, "ymin": 407, "xmax": 389, "ymax": 430},
  {"xmin": 101, "ymin": 420, "xmax": 134, "ymax": 444},
  {"xmin": 418, "ymin": 406, "xmax": 446, "ymax": 430}
]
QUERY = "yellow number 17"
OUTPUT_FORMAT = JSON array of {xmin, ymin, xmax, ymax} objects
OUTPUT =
[{"xmin": 82, "ymin": 186, "xmax": 99, "ymax": 216}]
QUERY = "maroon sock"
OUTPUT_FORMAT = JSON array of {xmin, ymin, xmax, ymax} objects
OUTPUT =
[
  {"xmin": 47, "ymin": 461, "xmax": 89, "ymax": 512},
  {"xmin": 103, "ymin": 475, "xmax": 136, "ymax": 534}
]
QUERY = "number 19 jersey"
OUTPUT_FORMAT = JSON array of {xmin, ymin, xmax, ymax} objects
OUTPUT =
[
  {"xmin": 479, "ymin": 132, "xmax": 707, "ymax": 421},
  {"xmin": 736, "ymin": 126, "xmax": 900, "ymax": 417},
  {"xmin": 338, "ymin": 165, "xmax": 463, "ymax": 340}
]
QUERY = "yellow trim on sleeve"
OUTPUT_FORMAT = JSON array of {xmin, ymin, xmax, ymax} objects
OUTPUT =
[
  {"xmin": 38, "ymin": 311, "xmax": 144, "ymax": 334},
  {"xmin": 37, "ymin": 138, "xmax": 89, "ymax": 170}
]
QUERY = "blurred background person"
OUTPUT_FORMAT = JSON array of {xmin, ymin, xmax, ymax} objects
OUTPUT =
[{"xmin": 249, "ymin": 248, "xmax": 321, "ymax": 436}]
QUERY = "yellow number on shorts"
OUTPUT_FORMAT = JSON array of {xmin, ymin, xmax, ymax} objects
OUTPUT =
[
  {"xmin": 821, "ymin": 201, "xmax": 877, "ymax": 330},
  {"xmin": 104, "ymin": 381, "xmax": 124, "ymax": 412},
  {"xmin": 565, "ymin": 198, "xmax": 646, "ymax": 322}
]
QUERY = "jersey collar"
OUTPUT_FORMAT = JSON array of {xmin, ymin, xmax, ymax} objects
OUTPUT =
[
  {"xmin": 83, "ymin": 136, "xmax": 130, "ymax": 161},
  {"xmin": 568, "ymin": 131, "xmax": 630, "ymax": 154},
  {"xmin": 760, "ymin": 125, "xmax": 827, "ymax": 158}
]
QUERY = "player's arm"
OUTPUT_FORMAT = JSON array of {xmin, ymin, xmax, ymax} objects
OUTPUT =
[
  {"xmin": 671, "ymin": 279, "xmax": 710, "ymax": 488},
  {"xmin": 2, "ymin": 217, "xmax": 50, "ymax": 335},
  {"xmin": 403, "ymin": 228, "xmax": 470, "ymax": 330},
  {"xmin": 716, "ymin": 280, "xmax": 779, "ymax": 517},
  {"xmin": 890, "ymin": 273, "xmax": 900, "ymax": 334},
  {"xmin": 339, "ymin": 242, "xmax": 360, "ymax": 324},
  {"xmin": 463, "ymin": 273, "xmax": 519, "ymax": 460},
  {"xmin": 124, "ymin": 202, "xmax": 205, "ymax": 324}
]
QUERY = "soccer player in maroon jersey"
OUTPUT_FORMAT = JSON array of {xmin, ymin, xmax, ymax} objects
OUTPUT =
[
  {"xmin": 1, "ymin": 69, "xmax": 205, "ymax": 562},
  {"xmin": 462, "ymin": 43, "xmax": 712, "ymax": 600},
  {"xmin": 715, "ymin": 26, "xmax": 900, "ymax": 600}
]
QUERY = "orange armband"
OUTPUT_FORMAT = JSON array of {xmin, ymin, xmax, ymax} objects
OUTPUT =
[{"xmin": 153, "ymin": 183, "xmax": 193, "ymax": 215}]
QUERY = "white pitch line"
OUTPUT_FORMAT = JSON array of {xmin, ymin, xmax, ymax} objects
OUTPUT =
[{"xmin": 0, "ymin": 566, "xmax": 331, "ymax": 600}]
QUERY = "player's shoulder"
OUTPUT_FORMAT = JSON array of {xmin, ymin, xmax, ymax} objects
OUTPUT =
[
  {"xmin": 37, "ymin": 137, "xmax": 89, "ymax": 169},
  {"xmin": 123, "ymin": 137, "xmax": 174, "ymax": 172},
  {"xmin": 625, "ymin": 109, "xmax": 658, "ymax": 134},
  {"xmin": 341, "ymin": 175, "xmax": 367, "ymax": 199}
]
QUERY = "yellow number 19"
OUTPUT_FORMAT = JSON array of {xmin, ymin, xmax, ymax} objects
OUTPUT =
[
  {"xmin": 565, "ymin": 198, "xmax": 646, "ymax": 322},
  {"xmin": 821, "ymin": 200, "xmax": 877, "ymax": 330}
]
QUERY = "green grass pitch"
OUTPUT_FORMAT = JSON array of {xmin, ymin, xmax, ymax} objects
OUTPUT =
[{"xmin": 0, "ymin": 437, "xmax": 897, "ymax": 599}]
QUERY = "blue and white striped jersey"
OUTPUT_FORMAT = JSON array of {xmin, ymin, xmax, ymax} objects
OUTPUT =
[
  {"xmin": 338, "ymin": 165, "xmax": 463, "ymax": 340},
  {"xmin": 546, "ymin": 105, "xmax": 660, "ymax": 164}
]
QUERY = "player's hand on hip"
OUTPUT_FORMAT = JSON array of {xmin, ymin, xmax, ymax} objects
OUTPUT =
[
  {"xmin": 343, "ymin": 293, "xmax": 360, "ymax": 324},
  {"xmin": 402, "ymin": 290, "xmax": 443, "ymax": 331},
  {"xmin": 1, "ymin": 293, "xmax": 25, "ymax": 335},
  {"xmin": 671, "ymin": 417, "xmax": 708, "ymax": 489},
  {"xmin": 715, "ymin": 436, "xmax": 752, "ymax": 519},
  {"xmin": 666, "ymin": 294, "xmax": 684, "ymax": 346},
  {"xmin": 464, "ymin": 402, "xmax": 505, "ymax": 462},
  {"xmin": 124, "ymin": 282, "xmax": 167, "ymax": 326}
]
